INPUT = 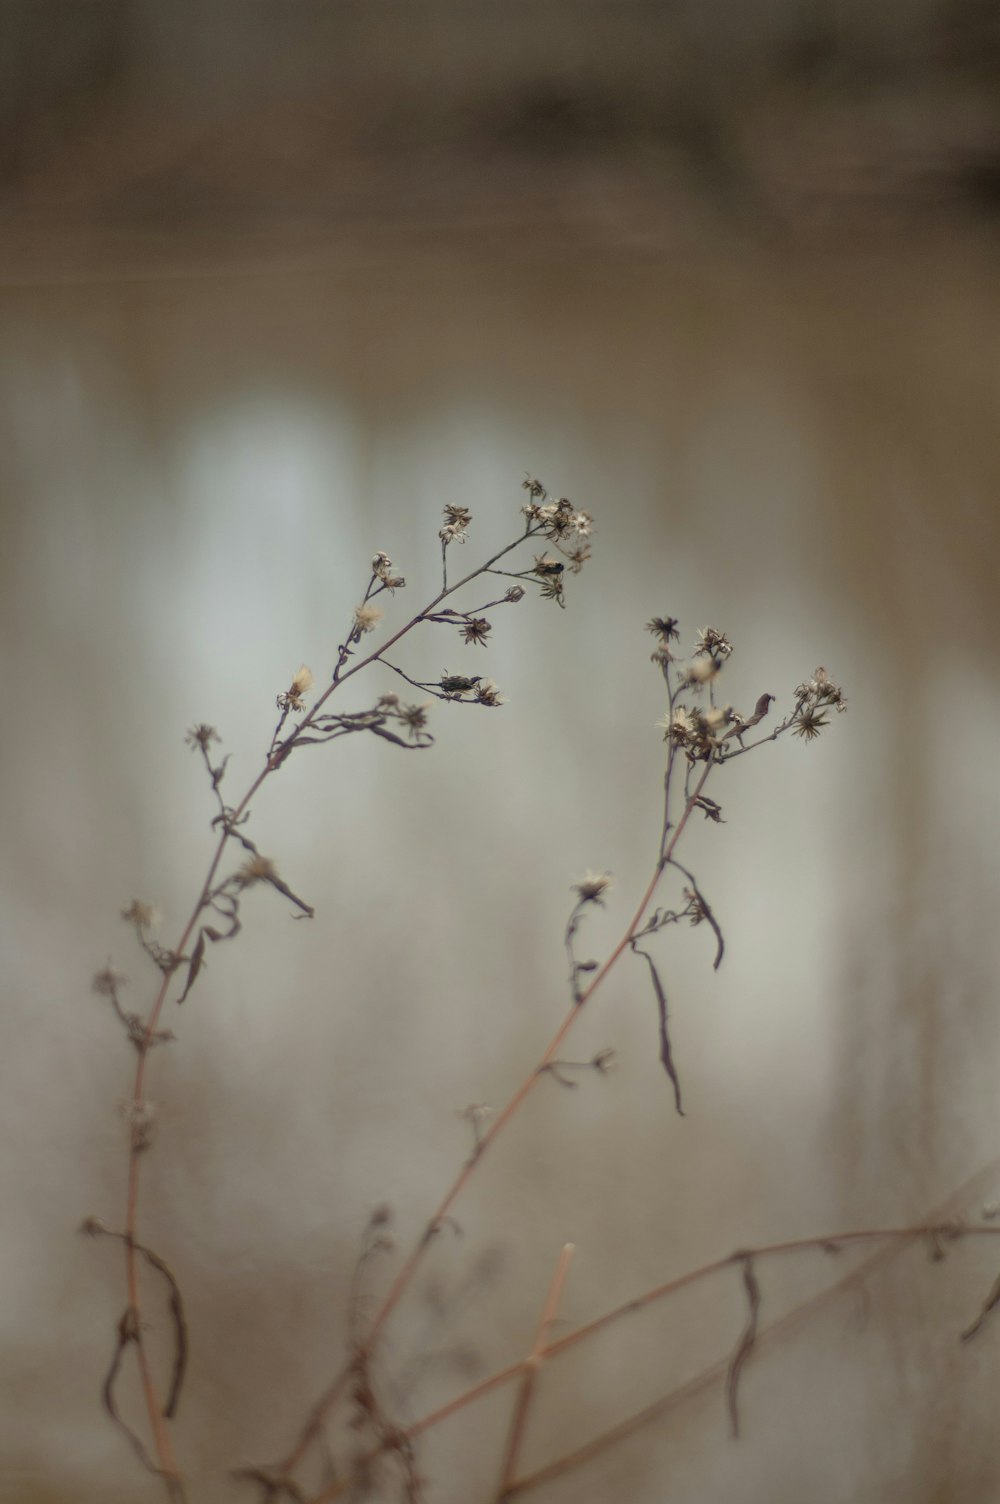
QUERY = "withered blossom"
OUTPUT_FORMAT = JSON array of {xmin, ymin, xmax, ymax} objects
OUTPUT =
[
  {"xmin": 566, "ymin": 544, "xmax": 591, "ymax": 574},
  {"xmin": 353, "ymin": 603, "xmax": 384, "ymax": 634},
  {"xmin": 474, "ymin": 679, "xmax": 505, "ymax": 707},
  {"xmin": 277, "ymin": 664, "xmax": 315, "ymax": 713},
  {"xmin": 792, "ymin": 710, "xmax": 829, "ymax": 741},
  {"xmin": 121, "ymin": 899, "xmax": 159, "ymax": 929},
  {"xmin": 661, "ymin": 704, "xmax": 729, "ymax": 757},
  {"xmin": 521, "ymin": 475, "xmax": 545, "ymax": 498},
  {"xmin": 372, "ymin": 551, "xmax": 406, "ymax": 591},
  {"xmin": 92, "ymin": 965, "xmax": 128, "ymax": 996},
  {"xmin": 532, "ymin": 554, "xmax": 565, "ymax": 577},
  {"xmin": 504, "ymin": 585, "xmax": 526, "ymax": 602},
  {"xmin": 460, "ymin": 617, "xmax": 492, "ymax": 646},
  {"xmin": 662, "ymin": 706, "xmax": 696, "ymax": 745},
  {"xmin": 186, "ymin": 723, "xmax": 221, "ymax": 751},
  {"xmin": 646, "ymin": 617, "xmax": 680, "ymax": 643},
  {"xmin": 439, "ymin": 504, "xmax": 472, "ymax": 545},
  {"xmin": 237, "ymin": 855, "xmax": 279, "ymax": 886},
  {"xmin": 799, "ymin": 666, "xmax": 848, "ymax": 712},
  {"xmin": 695, "ymin": 626, "xmax": 733, "ymax": 659},
  {"xmin": 682, "ymin": 656, "xmax": 723, "ymax": 687},
  {"xmin": 396, "ymin": 701, "xmax": 432, "ymax": 738},
  {"xmin": 573, "ymin": 871, "xmax": 613, "ymax": 905},
  {"xmin": 683, "ymin": 887, "xmax": 708, "ymax": 925}
]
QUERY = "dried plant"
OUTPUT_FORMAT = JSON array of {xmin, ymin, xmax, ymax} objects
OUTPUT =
[{"xmin": 84, "ymin": 480, "xmax": 1000, "ymax": 1503}]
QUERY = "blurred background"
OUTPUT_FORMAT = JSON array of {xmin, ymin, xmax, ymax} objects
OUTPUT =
[{"xmin": 2, "ymin": 2, "xmax": 1000, "ymax": 1501}]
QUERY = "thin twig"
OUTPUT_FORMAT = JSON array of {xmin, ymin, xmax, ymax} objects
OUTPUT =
[
  {"xmin": 117, "ymin": 524, "xmax": 549, "ymax": 1489},
  {"xmin": 281, "ymin": 766, "xmax": 713, "ymax": 1483},
  {"xmin": 725, "ymin": 1253, "xmax": 761, "ymax": 1438},
  {"xmin": 496, "ymin": 1245, "xmax": 575, "ymax": 1499}
]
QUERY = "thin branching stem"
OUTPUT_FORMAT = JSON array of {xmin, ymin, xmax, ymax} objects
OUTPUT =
[
  {"xmin": 121, "ymin": 523, "xmax": 547, "ymax": 1488},
  {"xmin": 306, "ymin": 1175, "xmax": 1000, "ymax": 1502},
  {"xmin": 279, "ymin": 762, "xmax": 714, "ymax": 1480},
  {"xmin": 496, "ymin": 1243, "xmax": 575, "ymax": 1499}
]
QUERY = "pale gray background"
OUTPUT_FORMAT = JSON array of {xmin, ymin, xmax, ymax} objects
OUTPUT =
[{"xmin": 2, "ymin": 5, "xmax": 1000, "ymax": 1502}]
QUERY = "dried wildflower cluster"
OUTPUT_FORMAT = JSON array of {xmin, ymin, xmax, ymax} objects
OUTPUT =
[
  {"xmin": 514, "ymin": 478, "xmax": 594, "ymax": 605},
  {"xmin": 792, "ymin": 665, "xmax": 849, "ymax": 741},
  {"xmin": 95, "ymin": 477, "xmax": 594, "ymax": 1229},
  {"xmin": 648, "ymin": 617, "xmax": 846, "ymax": 762},
  {"xmin": 85, "ymin": 477, "xmax": 864, "ymax": 1504}
]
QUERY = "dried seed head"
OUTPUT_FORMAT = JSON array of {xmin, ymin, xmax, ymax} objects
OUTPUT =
[
  {"xmin": 278, "ymin": 664, "xmax": 315, "ymax": 712},
  {"xmin": 353, "ymin": 603, "xmax": 384, "ymax": 634},
  {"xmin": 573, "ymin": 871, "xmax": 613, "ymax": 905},
  {"xmin": 92, "ymin": 965, "xmax": 128, "ymax": 997},
  {"xmin": 474, "ymin": 679, "xmax": 505, "ymax": 707},
  {"xmin": 695, "ymin": 626, "xmax": 733, "ymax": 659},
  {"xmin": 460, "ymin": 617, "xmax": 492, "ymax": 646},
  {"xmin": 439, "ymin": 504, "xmax": 472, "ymax": 544},
  {"xmin": 683, "ymin": 656, "xmax": 723, "ymax": 687},
  {"xmin": 121, "ymin": 899, "xmax": 159, "ymax": 930},
  {"xmin": 237, "ymin": 854, "xmax": 278, "ymax": 886},
  {"xmin": 372, "ymin": 552, "xmax": 406, "ymax": 590},
  {"xmin": 683, "ymin": 887, "xmax": 708, "ymax": 925},
  {"xmin": 504, "ymin": 585, "xmax": 526, "ymax": 603},
  {"xmin": 647, "ymin": 616, "xmax": 680, "ymax": 643},
  {"xmin": 185, "ymin": 723, "xmax": 221, "ymax": 751},
  {"xmin": 396, "ymin": 701, "xmax": 432, "ymax": 737},
  {"xmin": 792, "ymin": 710, "xmax": 830, "ymax": 741}
]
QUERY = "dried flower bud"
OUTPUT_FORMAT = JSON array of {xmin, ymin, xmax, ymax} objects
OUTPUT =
[
  {"xmin": 504, "ymin": 585, "xmax": 526, "ymax": 603},
  {"xmin": 438, "ymin": 674, "xmax": 481, "ymax": 696},
  {"xmin": 573, "ymin": 871, "xmax": 613, "ymax": 905},
  {"xmin": 396, "ymin": 701, "xmax": 432, "ymax": 737},
  {"xmin": 121, "ymin": 900, "xmax": 159, "ymax": 929},
  {"xmin": 185, "ymin": 723, "xmax": 221, "ymax": 751},
  {"xmin": 92, "ymin": 965, "xmax": 128, "ymax": 997}
]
